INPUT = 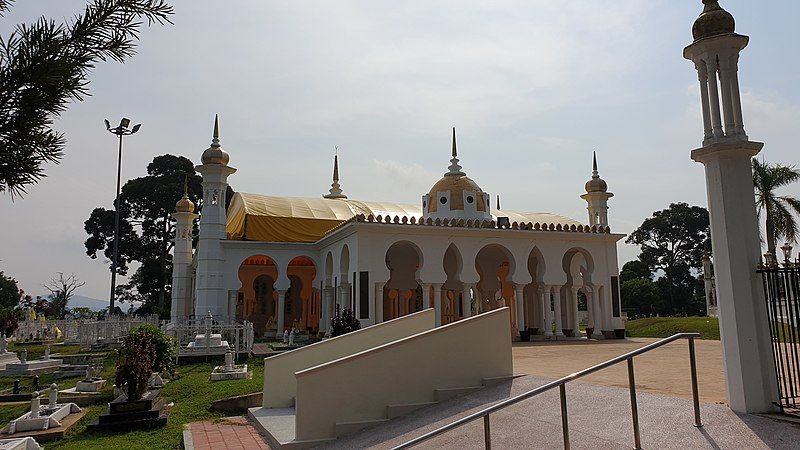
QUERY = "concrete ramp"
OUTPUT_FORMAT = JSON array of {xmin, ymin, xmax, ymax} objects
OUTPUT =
[{"xmin": 250, "ymin": 308, "xmax": 514, "ymax": 448}]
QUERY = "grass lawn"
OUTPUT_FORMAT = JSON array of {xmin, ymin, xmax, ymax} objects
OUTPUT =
[
  {"xmin": 0, "ymin": 344, "xmax": 265, "ymax": 449},
  {"xmin": 625, "ymin": 316, "xmax": 721, "ymax": 340}
]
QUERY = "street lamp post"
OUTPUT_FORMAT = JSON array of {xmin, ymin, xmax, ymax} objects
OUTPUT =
[{"xmin": 105, "ymin": 118, "xmax": 141, "ymax": 315}]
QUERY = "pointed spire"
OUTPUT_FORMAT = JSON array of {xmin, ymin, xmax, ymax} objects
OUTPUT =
[
  {"xmin": 213, "ymin": 114, "xmax": 219, "ymax": 140},
  {"xmin": 183, "ymin": 175, "xmax": 189, "ymax": 197},
  {"xmin": 324, "ymin": 148, "xmax": 347, "ymax": 199},
  {"xmin": 592, "ymin": 151, "xmax": 599, "ymax": 178},
  {"xmin": 585, "ymin": 151, "xmax": 608, "ymax": 193},
  {"xmin": 446, "ymin": 127, "xmax": 465, "ymax": 176},
  {"xmin": 201, "ymin": 114, "xmax": 229, "ymax": 165},
  {"xmin": 496, "ymin": 195, "xmax": 501, "ymax": 211}
]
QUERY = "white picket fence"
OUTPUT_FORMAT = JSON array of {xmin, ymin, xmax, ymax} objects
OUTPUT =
[
  {"xmin": 163, "ymin": 317, "xmax": 254, "ymax": 357},
  {"xmin": 13, "ymin": 315, "xmax": 159, "ymax": 348}
]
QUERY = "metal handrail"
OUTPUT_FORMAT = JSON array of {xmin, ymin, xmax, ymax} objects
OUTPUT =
[{"xmin": 393, "ymin": 332, "xmax": 703, "ymax": 450}]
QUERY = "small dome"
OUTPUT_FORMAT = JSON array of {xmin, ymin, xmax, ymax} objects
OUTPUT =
[
  {"xmin": 692, "ymin": 0, "xmax": 735, "ymax": 41},
  {"xmin": 585, "ymin": 177, "xmax": 608, "ymax": 193},
  {"xmin": 427, "ymin": 174, "xmax": 487, "ymax": 213},
  {"xmin": 175, "ymin": 194, "xmax": 195, "ymax": 213},
  {"xmin": 201, "ymin": 144, "xmax": 229, "ymax": 165}
]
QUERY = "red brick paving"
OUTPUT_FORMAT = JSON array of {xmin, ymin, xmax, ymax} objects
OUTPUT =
[{"xmin": 188, "ymin": 416, "xmax": 271, "ymax": 450}]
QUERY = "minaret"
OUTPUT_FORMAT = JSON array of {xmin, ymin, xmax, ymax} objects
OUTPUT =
[
  {"xmin": 194, "ymin": 115, "xmax": 236, "ymax": 321},
  {"xmin": 323, "ymin": 151, "xmax": 347, "ymax": 199},
  {"xmin": 171, "ymin": 179, "xmax": 198, "ymax": 323},
  {"xmin": 580, "ymin": 152, "xmax": 613, "ymax": 228},
  {"xmin": 685, "ymin": 0, "xmax": 776, "ymax": 413}
]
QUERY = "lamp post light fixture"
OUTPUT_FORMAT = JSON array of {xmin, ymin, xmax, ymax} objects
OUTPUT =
[
  {"xmin": 105, "ymin": 118, "xmax": 141, "ymax": 314},
  {"xmin": 780, "ymin": 243, "xmax": 793, "ymax": 265}
]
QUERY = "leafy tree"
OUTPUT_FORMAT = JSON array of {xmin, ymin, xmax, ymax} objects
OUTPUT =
[
  {"xmin": 626, "ymin": 203, "xmax": 710, "ymax": 315},
  {"xmin": 67, "ymin": 306, "xmax": 97, "ymax": 320},
  {"xmin": 621, "ymin": 278, "xmax": 661, "ymax": 318},
  {"xmin": 619, "ymin": 260, "xmax": 651, "ymax": 284},
  {"xmin": 84, "ymin": 154, "xmax": 204, "ymax": 317},
  {"xmin": 42, "ymin": 272, "xmax": 85, "ymax": 319},
  {"xmin": 330, "ymin": 305, "xmax": 361, "ymax": 337},
  {"xmin": 753, "ymin": 159, "xmax": 800, "ymax": 255},
  {"xmin": 0, "ymin": 270, "xmax": 21, "ymax": 309},
  {"xmin": 0, "ymin": 0, "xmax": 173, "ymax": 197}
]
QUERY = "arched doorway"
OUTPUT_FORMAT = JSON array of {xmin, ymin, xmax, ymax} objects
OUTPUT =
[
  {"xmin": 475, "ymin": 244, "xmax": 517, "ymax": 332},
  {"xmin": 238, "ymin": 255, "xmax": 278, "ymax": 337},
  {"xmin": 384, "ymin": 241, "xmax": 423, "ymax": 321},
  {"xmin": 287, "ymin": 256, "xmax": 319, "ymax": 333},
  {"xmin": 442, "ymin": 243, "xmax": 464, "ymax": 325}
]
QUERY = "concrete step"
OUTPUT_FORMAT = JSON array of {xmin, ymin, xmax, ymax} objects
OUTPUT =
[
  {"xmin": 248, "ymin": 406, "xmax": 335, "ymax": 450},
  {"xmin": 482, "ymin": 374, "xmax": 521, "ymax": 386},
  {"xmin": 386, "ymin": 401, "xmax": 438, "ymax": 419},
  {"xmin": 334, "ymin": 418, "xmax": 390, "ymax": 438},
  {"xmin": 434, "ymin": 386, "xmax": 484, "ymax": 402}
]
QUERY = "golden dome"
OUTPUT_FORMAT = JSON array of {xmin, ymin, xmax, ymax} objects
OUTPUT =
[
  {"xmin": 585, "ymin": 177, "xmax": 608, "ymax": 193},
  {"xmin": 692, "ymin": 0, "xmax": 735, "ymax": 41},
  {"xmin": 201, "ymin": 114, "xmax": 230, "ymax": 165},
  {"xmin": 426, "ymin": 174, "xmax": 487, "ymax": 213},
  {"xmin": 175, "ymin": 194, "xmax": 195, "ymax": 213}
]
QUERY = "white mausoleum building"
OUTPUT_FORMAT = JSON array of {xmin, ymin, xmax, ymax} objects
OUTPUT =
[{"xmin": 171, "ymin": 120, "xmax": 625, "ymax": 340}]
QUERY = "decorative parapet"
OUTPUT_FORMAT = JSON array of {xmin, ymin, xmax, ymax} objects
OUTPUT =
[{"xmin": 321, "ymin": 211, "xmax": 612, "ymax": 238}]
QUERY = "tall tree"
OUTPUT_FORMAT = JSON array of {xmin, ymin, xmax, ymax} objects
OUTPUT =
[
  {"xmin": 626, "ymin": 203, "xmax": 710, "ymax": 315},
  {"xmin": 0, "ymin": 270, "xmax": 24, "ymax": 335},
  {"xmin": 0, "ymin": 0, "xmax": 173, "ymax": 197},
  {"xmin": 752, "ymin": 159, "xmax": 800, "ymax": 256},
  {"xmin": 42, "ymin": 272, "xmax": 85, "ymax": 319},
  {"xmin": 84, "ymin": 154, "xmax": 204, "ymax": 317}
]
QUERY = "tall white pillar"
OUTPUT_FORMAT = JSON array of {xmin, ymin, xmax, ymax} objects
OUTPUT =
[
  {"xmin": 276, "ymin": 290, "xmax": 286, "ymax": 333},
  {"xmin": 540, "ymin": 286, "xmax": 550, "ymax": 336},
  {"xmin": 320, "ymin": 287, "xmax": 332, "ymax": 332},
  {"xmin": 591, "ymin": 287, "xmax": 603, "ymax": 338},
  {"xmin": 553, "ymin": 288, "xmax": 564, "ymax": 337},
  {"xmin": 571, "ymin": 287, "xmax": 581, "ymax": 333},
  {"xmin": 705, "ymin": 59, "xmax": 724, "ymax": 138},
  {"xmin": 338, "ymin": 283, "xmax": 350, "ymax": 311},
  {"xmin": 433, "ymin": 284, "xmax": 443, "ymax": 327},
  {"xmin": 462, "ymin": 283, "xmax": 473, "ymax": 319},
  {"xmin": 696, "ymin": 60, "xmax": 713, "ymax": 141},
  {"xmin": 514, "ymin": 284, "xmax": 525, "ymax": 336},
  {"xmin": 685, "ymin": 7, "xmax": 778, "ymax": 411}
]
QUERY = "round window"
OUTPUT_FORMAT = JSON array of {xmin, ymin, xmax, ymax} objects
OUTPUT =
[
  {"xmin": 466, "ymin": 195, "xmax": 474, "ymax": 204},
  {"xmin": 440, "ymin": 197, "xmax": 447, "ymax": 204}
]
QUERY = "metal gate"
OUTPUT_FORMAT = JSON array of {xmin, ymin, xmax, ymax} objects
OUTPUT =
[{"xmin": 758, "ymin": 256, "xmax": 800, "ymax": 414}]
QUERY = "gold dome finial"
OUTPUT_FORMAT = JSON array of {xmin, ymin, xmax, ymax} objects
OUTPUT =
[
  {"xmin": 201, "ymin": 114, "xmax": 230, "ymax": 165},
  {"xmin": 585, "ymin": 151, "xmax": 608, "ymax": 193},
  {"xmin": 175, "ymin": 175, "xmax": 195, "ymax": 213}
]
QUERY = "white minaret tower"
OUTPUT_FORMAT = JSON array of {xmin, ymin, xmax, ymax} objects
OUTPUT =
[
  {"xmin": 171, "ymin": 180, "xmax": 198, "ymax": 323},
  {"xmin": 684, "ymin": 0, "xmax": 777, "ymax": 413},
  {"xmin": 323, "ymin": 151, "xmax": 347, "ymax": 199},
  {"xmin": 194, "ymin": 115, "xmax": 236, "ymax": 321},
  {"xmin": 580, "ymin": 152, "xmax": 613, "ymax": 228},
  {"xmin": 701, "ymin": 251, "xmax": 718, "ymax": 317}
]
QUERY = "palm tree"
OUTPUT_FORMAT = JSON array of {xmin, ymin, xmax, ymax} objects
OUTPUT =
[{"xmin": 752, "ymin": 159, "xmax": 800, "ymax": 256}]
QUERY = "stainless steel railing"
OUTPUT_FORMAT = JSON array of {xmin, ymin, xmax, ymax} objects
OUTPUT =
[{"xmin": 393, "ymin": 332, "xmax": 703, "ymax": 450}]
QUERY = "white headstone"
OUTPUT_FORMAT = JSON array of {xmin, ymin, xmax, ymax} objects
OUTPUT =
[
  {"xmin": 0, "ymin": 333, "xmax": 7, "ymax": 354},
  {"xmin": 282, "ymin": 330, "xmax": 289, "ymax": 344},
  {"xmin": 49, "ymin": 383, "xmax": 57, "ymax": 407},
  {"xmin": 29, "ymin": 392, "xmax": 40, "ymax": 418},
  {"xmin": 288, "ymin": 329, "xmax": 295, "ymax": 346},
  {"xmin": 43, "ymin": 346, "xmax": 50, "ymax": 360},
  {"xmin": 19, "ymin": 350, "xmax": 26, "ymax": 364},
  {"xmin": 225, "ymin": 351, "xmax": 234, "ymax": 371}
]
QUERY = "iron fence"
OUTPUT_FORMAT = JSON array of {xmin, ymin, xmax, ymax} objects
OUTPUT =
[{"xmin": 758, "ymin": 258, "xmax": 800, "ymax": 413}]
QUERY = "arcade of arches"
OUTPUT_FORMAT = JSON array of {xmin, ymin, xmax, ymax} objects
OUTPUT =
[{"xmin": 236, "ymin": 255, "xmax": 321, "ymax": 337}]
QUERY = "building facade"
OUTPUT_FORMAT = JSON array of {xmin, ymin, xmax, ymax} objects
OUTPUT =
[{"xmin": 171, "ymin": 121, "xmax": 625, "ymax": 340}]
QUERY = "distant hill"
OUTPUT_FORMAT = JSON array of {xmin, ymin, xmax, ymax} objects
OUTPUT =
[{"xmin": 70, "ymin": 295, "xmax": 110, "ymax": 311}]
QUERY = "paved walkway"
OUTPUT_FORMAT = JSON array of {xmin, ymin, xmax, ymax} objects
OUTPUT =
[
  {"xmin": 184, "ymin": 416, "xmax": 270, "ymax": 450},
  {"xmin": 325, "ymin": 375, "xmax": 800, "ymax": 449},
  {"xmin": 513, "ymin": 337, "xmax": 728, "ymax": 404}
]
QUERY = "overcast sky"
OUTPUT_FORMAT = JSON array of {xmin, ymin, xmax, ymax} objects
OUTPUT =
[{"xmin": 1, "ymin": 0, "xmax": 798, "ymax": 301}]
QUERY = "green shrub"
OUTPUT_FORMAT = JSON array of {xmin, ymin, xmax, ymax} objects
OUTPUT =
[{"xmin": 330, "ymin": 305, "xmax": 361, "ymax": 337}]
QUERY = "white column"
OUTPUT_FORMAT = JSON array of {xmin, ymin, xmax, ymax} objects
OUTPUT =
[
  {"xmin": 433, "ymin": 284, "xmax": 443, "ymax": 327},
  {"xmin": 319, "ymin": 287, "xmax": 331, "ymax": 332},
  {"xmin": 591, "ymin": 287, "xmax": 603, "ymax": 338},
  {"xmin": 375, "ymin": 282, "xmax": 385, "ymax": 323},
  {"xmin": 571, "ymin": 287, "xmax": 580, "ymax": 333},
  {"xmin": 696, "ymin": 61, "xmax": 713, "ymax": 141},
  {"xmin": 423, "ymin": 283, "xmax": 432, "ymax": 309},
  {"xmin": 692, "ymin": 141, "xmax": 777, "ymax": 413},
  {"xmin": 514, "ymin": 284, "xmax": 525, "ymax": 336},
  {"xmin": 276, "ymin": 290, "xmax": 286, "ymax": 333},
  {"xmin": 706, "ymin": 58, "xmax": 724, "ymax": 138},
  {"xmin": 553, "ymin": 288, "xmax": 564, "ymax": 337},
  {"xmin": 729, "ymin": 55, "xmax": 745, "ymax": 136},
  {"xmin": 542, "ymin": 286, "xmax": 553, "ymax": 337},
  {"xmin": 338, "ymin": 283, "xmax": 350, "ymax": 311},
  {"xmin": 718, "ymin": 57, "xmax": 736, "ymax": 136},
  {"xmin": 462, "ymin": 283, "xmax": 473, "ymax": 319}
]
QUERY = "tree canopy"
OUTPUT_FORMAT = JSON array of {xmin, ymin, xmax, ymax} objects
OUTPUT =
[
  {"xmin": 84, "ymin": 154, "xmax": 204, "ymax": 317},
  {"xmin": 752, "ymin": 158, "xmax": 800, "ymax": 255},
  {"xmin": 0, "ymin": 0, "xmax": 173, "ymax": 197}
]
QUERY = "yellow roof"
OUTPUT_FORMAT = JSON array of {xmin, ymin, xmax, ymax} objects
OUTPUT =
[{"xmin": 226, "ymin": 192, "xmax": 582, "ymax": 242}]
